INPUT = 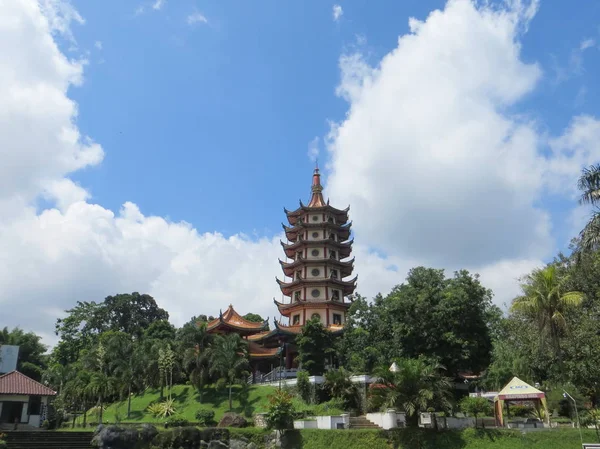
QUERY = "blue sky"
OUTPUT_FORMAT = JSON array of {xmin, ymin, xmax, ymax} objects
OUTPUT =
[{"xmin": 2, "ymin": 0, "xmax": 600, "ymax": 343}]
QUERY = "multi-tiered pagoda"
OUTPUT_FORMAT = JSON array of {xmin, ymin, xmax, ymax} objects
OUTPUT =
[{"xmin": 206, "ymin": 166, "xmax": 357, "ymax": 377}]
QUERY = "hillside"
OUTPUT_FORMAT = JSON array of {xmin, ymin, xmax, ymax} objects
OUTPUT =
[{"xmin": 83, "ymin": 384, "xmax": 278, "ymax": 425}]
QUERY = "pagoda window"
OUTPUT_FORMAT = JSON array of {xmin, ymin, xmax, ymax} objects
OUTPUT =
[
  {"xmin": 333, "ymin": 313, "xmax": 342, "ymax": 325},
  {"xmin": 330, "ymin": 250, "xmax": 337, "ymax": 260},
  {"xmin": 296, "ymin": 251, "xmax": 302, "ymax": 260},
  {"xmin": 294, "ymin": 291, "xmax": 301, "ymax": 302},
  {"xmin": 311, "ymin": 249, "xmax": 319, "ymax": 257},
  {"xmin": 312, "ymin": 231, "xmax": 320, "ymax": 239},
  {"xmin": 327, "ymin": 216, "xmax": 334, "ymax": 224},
  {"xmin": 330, "ymin": 269, "xmax": 338, "ymax": 280},
  {"xmin": 311, "ymin": 268, "xmax": 320, "ymax": 277},
  {"xmin": 292, "ymin": 314, "xmax": 301, "ymax": 325},
  {"xmin": 312, "ymin": 215, "xmax": 319, "ymax": 222},
  {"xmin": 311, "ymin": 313, "xmax": 321, "ymax": 322},
  {"xmin": 311, "ymin": 289, "xmax": 320, "ymax": 298},
  {"xmin": 329, "ymin": 233, "xmax": 336, "ymax": 241},
  {"xmin": 295, "ymin": 270, "xmax": 302, "ymax": 280},
  {"xmin": 332, "ymin": 290, "xmax": 340, "ymax": 301}
]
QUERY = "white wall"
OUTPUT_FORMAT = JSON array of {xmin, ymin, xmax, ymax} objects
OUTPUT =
[
  {"xmin": 294, "ymin": 414, "xmax": 349, "ymax": 429},
  {"xmin": 366, "ymin": 410, "xmax": 406, "ymax": 429}
]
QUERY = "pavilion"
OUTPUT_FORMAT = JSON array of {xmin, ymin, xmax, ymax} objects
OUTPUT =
[{"xmin": 494, "ymin": 377, "xmax": 549, "ymax": 427}]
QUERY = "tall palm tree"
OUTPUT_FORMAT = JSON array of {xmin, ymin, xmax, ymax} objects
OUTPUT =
[
  {"xmin": 209, "ymin": 334, "xmax": 249, "ymax": 411},
  {"xmin": 86, "ymin": 371, "xmax": 117, "ymax": 424},
  {"xmin": 511, "ymin": 265, "xmax": 584, "ymax": 362},
  {"xmin": 370, "ymin": 357, "xmax": 453, "ymax": 427},
  {"xmin": 577, "ymin": 164, "xmax": 600, "ymax": 252},
  {"xmin": 181, "ymin": 322, "xmax": 211, "ymax": 402},
  {"xmin": 107, "ymin": 335, "xmax": 137, "ymax": 419}
]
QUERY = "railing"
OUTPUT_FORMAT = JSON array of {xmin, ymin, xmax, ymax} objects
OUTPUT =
[{"xmin": 248, "ymin": 368, "xmax": 299, "ymax": 384}]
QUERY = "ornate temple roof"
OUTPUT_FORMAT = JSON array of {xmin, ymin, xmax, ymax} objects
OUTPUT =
[
  {"xmin": 282, "ymin": 221, "xmax": 352, "ymax": 242},
  {"xmin": 273, "ymin": 298, "xmax": 352, "ymax": 317},
  {"xmin": 274, "ymin": 320, "xmax": 345, "ymax": 336},
  {"xmin": 278, "ymin": 257, "xmax": 355, "ymax": 277},
  {"xmin": 276, "ymin": 276, "xmax": 358, "ymax": 297},
  {"xmin": 206, "ymin": 305, "xmax": 269, "ymax": 336},
  {"xmin": 248, "ymin": 341, "xmax": 281, "ymax": 359},
  {"xmin": 280, "ymin": 238, "xmax": 353, "ymax": 259}
]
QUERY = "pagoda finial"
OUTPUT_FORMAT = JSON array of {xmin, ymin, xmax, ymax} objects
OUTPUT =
[{"xmin": 307, "ymin": 165, "xmax": 326, "ymax": 207}]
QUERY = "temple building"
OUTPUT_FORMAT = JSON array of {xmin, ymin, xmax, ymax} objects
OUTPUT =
[{"xmin": 206, "ymin": 166, "xmax": 357, "ymax": 379}]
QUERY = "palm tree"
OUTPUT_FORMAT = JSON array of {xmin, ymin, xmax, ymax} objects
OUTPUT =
[
  {"xmin": 209, "ymin": 334, "xmax": 249, "ymax": 411},
  {"xmin": 107, "ymin": 335, "xmax": 137, "ymax": 419},
  {"xmin": 180, "ymin": 323, "xmax": 211, "ymax": 402},
  {"xmin": 370, "ymin": 357, "xmax": 453, "ymax": 427},
  {"xmin": 86, "ymin": 371, "xmax": 117, "ymax": 424},
  {"xmin": 577, "ymin": 164, "xmax": 600, "ymax": 252},
  {"xmin": 511, "ymin": 265, "xmax": 584, "ymax": 362},
  {"xmin": 324, "ymin": 367, "xmax": 359, "ymax": 411}
]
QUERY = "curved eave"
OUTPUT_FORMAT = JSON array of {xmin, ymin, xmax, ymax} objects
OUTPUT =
[
  {"xmin": 276, "ymin": 276, "xmax": 358, "ymax": 296},
  {"xmin": 284, "ymin": 205, "xmax": 350, "ymax": 225},
  {"xmin": 279, "ymin": 258, "xmax": 355, "ymax": 277},
  {"xmin": 275, "ymin": 300, "xmax": 352, "ymax": 317},
  {"xmin": 280, "ymin": 238, "xmax": 354, "ymax": 254},
  {"xmin": 273, "ymin": 320, "xmax": 346, "ymax": 336}
]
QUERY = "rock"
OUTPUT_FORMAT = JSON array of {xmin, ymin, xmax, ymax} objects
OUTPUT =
[
  {"xmin": 246, "ymin": 443, "xmax": 258, "ymax": 449},
  {"xmin": 208, "ymin": 441, "xmax": 229, "ymax": 449},
  {"xmin": 229, "ymin": 439, "xmax": 247, "ymax": 449},
  {"xmin": 217, "ymin": 412, "xmax": 248, "ymax": 428},
  {"xmin": 200, "ymin": 441, "xmax": 209, "ymax": 449}
]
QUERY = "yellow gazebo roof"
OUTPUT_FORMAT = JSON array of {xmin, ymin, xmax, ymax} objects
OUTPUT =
[{"xmin": 495, "ymin": 377, "xmax": 545, "ymax": 401}]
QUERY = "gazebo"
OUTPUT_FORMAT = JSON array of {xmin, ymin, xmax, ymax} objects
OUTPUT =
[{"xmin": 494, "ymin": 377, "xmax": 549, "ymax": 427}]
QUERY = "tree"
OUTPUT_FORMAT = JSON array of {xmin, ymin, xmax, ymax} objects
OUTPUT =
[
  {"xmin": 324, "ymin": 367, "xmax": 359, "ymax": 411},
  {"xmin": 459, "ymin": 396, "xmax": 492, "ymax": 428},
  {"xmin": 296, "ymin": 318, "xmax": 334, "ymax": 375},
  {"xmin": 209, "ymin": 334, "xmax": 249, "ymax": 410},
  {"xmin": 370, "ymin": 357, "xmax": 453, "ymax": 427},
  {"xmin": 104, "ymin": 332, "xmax": 137, "ymax": 418},
  {"xmin": 511, "ymin": 265, "xmax": 584, "ymax": 363},
  {"xmin": 0, "ymin": 327, "xmax": 48, "ymax": 380},
  {"xmin": 577, "ymin": 164, "xmax": 600, "ymax": 253},
  {"xmin": 242, "ymin": 313, "xmax": 264, "ymax": 323},
  {"xmin": 265, "ymin": 390, "xmax": 295, "ymax": 432},
  {"xmin": 181, "ymin": 323, "xmax": 211, "ymax": 402}
]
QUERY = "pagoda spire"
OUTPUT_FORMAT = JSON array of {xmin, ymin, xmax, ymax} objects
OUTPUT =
[{"xmin": 307, "ymin": 163, "xmax": 326, "ymax": 208}]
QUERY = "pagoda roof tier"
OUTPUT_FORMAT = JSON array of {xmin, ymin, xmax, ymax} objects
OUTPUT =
[
  {"xmin": 279, "ymin": 257, "xmax": 355, "ymax": 277},
  {"xmin": 206, "ymin": 305, "xmax": 269, "ymax": 336},
  {"xmin": 248, "ymin": 341, "xmax": 281, "ymax": 359},
  {"xmin": 280, "ymin": 238, "xmax": 353, "ymax": 259},
  {"xmin": 282, "ymin": 221, "xmax": 352, "ymax": 242},
  {"xmin": 274, "ymin": 320, "xmax": 345, "ymax": 336},
  {"xmin": 284, "ymin": 204, "xmax": 350, "ymax": 226},
  {"xmin": 274, "ymin": 298, "xmax": 352, "ymax": 317},
  {"xmin": 276, "ymin": 276, "xmax": 358, "ymax": 297}
]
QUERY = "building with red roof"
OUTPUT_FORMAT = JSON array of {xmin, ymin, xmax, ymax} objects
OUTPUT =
[{"xmin": 0, "ymin": 371, "xmax": 56, "ymax": 428}]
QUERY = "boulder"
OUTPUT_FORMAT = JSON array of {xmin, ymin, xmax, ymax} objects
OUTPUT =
[
  {"xmin": 208, "ymin": 441, "xmax": 229, "ymax": 449},
  {"xmin": 217, "ymin": 412, "xmax": 248, "ymax": 428}
]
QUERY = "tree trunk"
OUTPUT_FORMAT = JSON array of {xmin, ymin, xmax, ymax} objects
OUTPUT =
[
  {"xmin": 229, "ymin": 382, "xmax": 233, "ymax": 411},
  {"xmin": 127, "ymin": 384, "xmax": 132, "ymax": 418},
  {"xmin": 99, "ymin": 395, "xmax": 103, "ymax": 424},
  {"xmin": 83, "ymin": 401, "xmax": 87, "ymax": 428}
]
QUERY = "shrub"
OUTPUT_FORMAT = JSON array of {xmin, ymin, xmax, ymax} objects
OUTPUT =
[
  {"xmin": 147, "ymin": 398, "xmax": 177, "ymax": 418},
  {"xmin": 265, "ymin": 390, "xmax": 296, "ymax": 432},
  {"xmin": 164, "ymin": 416, "xmax": 189, "ymax": 428},
  {"xmin": 459, "ymin": 396, "xmax": 492, "ymax": 427},
  {"xmin": 509, "ymin": 404, "xmax": 532, "ymax": 418},
  {"xmin": 296, "ymin": 370, "xmax": 312, "ymax": 404},
  {"xmin": 195, "ymin": 408, "xmax": 216, "ymax": 426}
]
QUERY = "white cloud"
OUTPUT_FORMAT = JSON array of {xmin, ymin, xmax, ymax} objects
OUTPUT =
[
  {"xmin": 580, "ymin": 38, "xmax": 596, "ymax": 51},
  {"xmin": 333, "ymin": 4, "xmax": 343, "ymax": 22},
  {"xmin": 134, "ymin": 6, "xmax": 145, "ymax": 16},
  {"xmin": 187, "ymin": 12, "xmax": 208, "ymax": 26},
  {"xmin": 307, "ymin": 137, "xmax": 320, "ymax": 162},
  {"xmin": 94, "ymin": 40, "xmax": 102, "ymax": 50},
  {"xmin": 152, "ymin": 0, "xmax": 165, "ymax": 11}
]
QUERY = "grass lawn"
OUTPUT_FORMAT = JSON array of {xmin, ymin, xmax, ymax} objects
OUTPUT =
[{"xmin": 77, "ymin": 383, "xmax": 277, "ymax": 426}]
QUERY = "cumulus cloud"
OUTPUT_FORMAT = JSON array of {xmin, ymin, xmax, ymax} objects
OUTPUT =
[
  {"xmin": 333, "ymin": 4, "xmax": 343, "ymax": 22},
  {"xmin": 94, "ymin": 40, "xmax": 102, "ymax": 50},
  {"xmin": 187, "ymin": 12, "xmax": 208, "ymax": 26},
  {"xmin": 307, "ymin": 137, "xmax": 320, "ymax": 162},
  {"xmin": 152, "ymin": 0, "xmax": 165, "ymax": 11}
]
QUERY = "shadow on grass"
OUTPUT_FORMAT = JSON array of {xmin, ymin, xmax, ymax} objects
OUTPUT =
[{"xmin": 388, "ymin": 428, "xmax": 467, "ymax": 449}]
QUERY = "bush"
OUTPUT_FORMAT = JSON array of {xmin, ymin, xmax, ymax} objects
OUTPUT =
[
  {"xmin": 147, "ymin": 399, "xmax": 176, "ymax": 418},
  {"xmin": 459, "ymin": 396, "xmax": 492, "ymax": 426},
  {"xmin": 164, "ymin": 416, "xmax": 189, "ymax": 428},
  {"xmin": 195, "ymin": 408, "xmax": 216, "ymax": 426},
  {"xmin": 509, "ymin": 404, "xmax": 532, "ymax": 418},
  {"xmin": 265, "ymin": 390, "xmax": 296, "ymax": 431},
  {"xmin": 296, "ymin": 370, "xmax": 312, "ymax": 404}
]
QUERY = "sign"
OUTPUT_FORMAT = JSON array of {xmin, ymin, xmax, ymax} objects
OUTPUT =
[
  {"xmin": 583, "ymin": 445, "xmax": 600, "ymax": 449},
  {"xmin": 0, "ymin": 345, "xmax": 19, "ymax": 373}
]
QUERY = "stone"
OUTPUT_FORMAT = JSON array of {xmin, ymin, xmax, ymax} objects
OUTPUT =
[
  {"xmin": 217, "ymin": 412, "xmax": 248, "ymax": 428},
  {"xmin": 208, "ymin": 441, "xmax": 229, "ymax": 449},
  {"xmin": 246, "ymin": 443, "xmax": 258, "ymax": 449},
  {"xmin": 229, "ymin": 439, "xmax": 248, "ymax": 449}
]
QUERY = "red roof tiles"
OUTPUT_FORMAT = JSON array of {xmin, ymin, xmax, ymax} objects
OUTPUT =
[{"xmin": 0, "ymin": 371, "xmax": 56, "ymax": 396}]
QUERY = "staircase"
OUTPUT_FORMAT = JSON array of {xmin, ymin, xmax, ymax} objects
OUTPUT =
[
  {"xmin": 3, "ymin": 431, "xmax": 93, "ymax": 449},
  {"xmin": 349, "ymin": 416, "xmax": 382, "ymax": 429}
]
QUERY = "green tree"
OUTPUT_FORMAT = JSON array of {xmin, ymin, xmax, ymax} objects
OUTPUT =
[
  {"xmin": 181, "ymin": 323, "xmax": 211, "ymax": 402},
  {"xmin": 0, "ymin": 327, "xmax": 48, "ymax": 380},
  {"xmin": 296, "ymin": 318, "xmax": 334, "ymax": 375},
  {"xmin": 265, "ymin": 390, "xmax": 296, "ymax": 432},
  {"xmin": 242, "ymin": 313, "xmax": 264, "ymax": 323},
  {"xmin": 370, "ymin": 357, "xmax": 453, "ymax": 427},
  {"xmin": 511, "ymin": 265, "xmax": 584, "ymax": 363},
  {"xmin": 577, "ymin": 164, "xmax": 600, "ymax": 253},
  {"xmin": 209, "ymin": 334, "xmax": 249, "ymax": 410},
  {"xmin": 324, "ymin": 367, "xmax": 359, "ymax": 411},
  {"xmin": 459, "ymin": 396, "xmax": 492, "ymax": 428}
]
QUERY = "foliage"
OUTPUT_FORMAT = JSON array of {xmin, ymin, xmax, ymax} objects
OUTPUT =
[
  {"xmin": 459, "ymin": 396, "xmax": 492, "ymax": 425},
  {"xmin": 370, "ymin": 357, "xmax": 453, "ymax": 427},
  {"xmin": 147, "ymin": 398, "xmax": 177, "ymax": 418},
  {"xmin": 296, "ymin": 318, "xmax": 335, "ymax": 375},
  {"xmin": 577, "ymin": 164, "xmax": 600, "ymax": 253},
  {"xmin": 511, "ymin": 265, "xmax": 584, "ymax": 363},
  {"xmin": 296, "ymin": 370, "xmax": 312, "ymax": 404},
  {"xmin": 0, "ymin": 327, "xmax": 48, "ymax": 380},
  {"xmin": 265, "ymin": 390, "xmax": 296, "ymax": 432},
  {"xmin": 164, "ymin": 415, "xmax": 189, "ymax": 428},
  {"xmin": 194, "ymin": 408, "xmax": 216, "ymax": 426},
  {"xmin": 209, "ymin": 333, "xmax": 249, "ymax": 411},
  {"xmin": 338, "ymin": 268, "xmax": 498, "ymax": 378},
  {"xmin": 242, "ymin": 313, "xmax": 264, "ymax": 323},
  {"xmin": 324, "ymin": 367, "xmax": 360, "ymax": 411}
]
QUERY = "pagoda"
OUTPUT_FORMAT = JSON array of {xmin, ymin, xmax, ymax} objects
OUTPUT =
[{"xmin": 205, "ymin": 166, "xmax": 357, "ymax": 377}]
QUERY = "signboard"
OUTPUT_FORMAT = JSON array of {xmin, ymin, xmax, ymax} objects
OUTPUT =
[
  {"xmin": 0, "ymin": 345, "xmax": 19, "ymax": 373},
  {"xmin": 583, "ymin": 445, "xmax": 600, "ymax": 449}
]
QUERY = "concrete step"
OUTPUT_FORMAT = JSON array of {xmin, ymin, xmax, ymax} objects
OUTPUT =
[
  {"xmin": 349, "ymin": 416, "xmax": 382, "ymax": 429},
  {"xmin": 3, "ymin": 431, "xmax": 93, "ymax": 449}
]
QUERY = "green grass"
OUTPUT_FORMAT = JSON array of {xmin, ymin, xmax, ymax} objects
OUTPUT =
[{"xmin": 79, "ymin": 383, "xmax": 277, "ymax": 426}]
